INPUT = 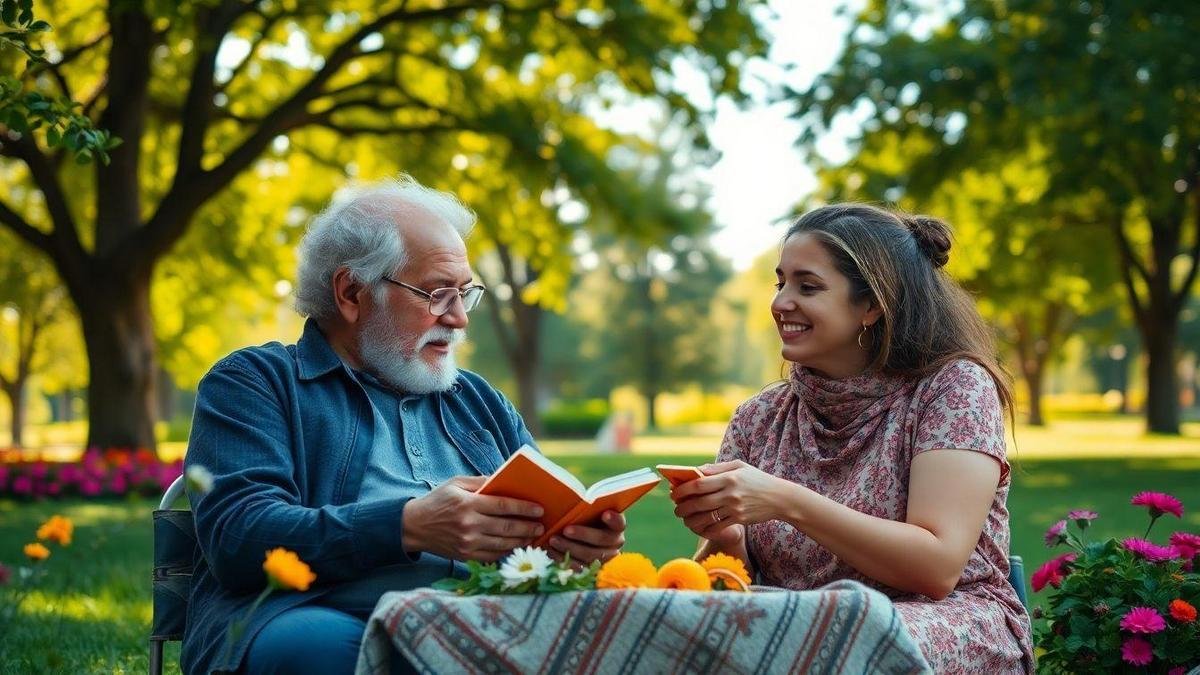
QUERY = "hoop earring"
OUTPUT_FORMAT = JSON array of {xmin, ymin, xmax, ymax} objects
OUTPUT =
[
  {"xmin": 775, "ymin": 312, "xmax": 784, "ymax": 322},
  {"xmin": 857, "ymin": 323, "xmax": 869, "ymax": 349}
]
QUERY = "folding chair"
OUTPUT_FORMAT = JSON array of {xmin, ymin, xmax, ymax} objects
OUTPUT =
[
  {"xmin": 150, "ymin": 475, "xmax": 196, "ymax": 675},
  {"xmin": 1008, "ymin": 554, "xmax": 1029, "ymax": 610}
]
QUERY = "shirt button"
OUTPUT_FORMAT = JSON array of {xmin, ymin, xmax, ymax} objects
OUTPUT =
[{"xmin": 409, "ymin": 445, "xmax": 422, "ymax": 456}]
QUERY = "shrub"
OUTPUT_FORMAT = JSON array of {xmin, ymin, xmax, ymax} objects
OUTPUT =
[{"xmin": 540, "ymin": 399, "xmax": 610, "ymax": 438}]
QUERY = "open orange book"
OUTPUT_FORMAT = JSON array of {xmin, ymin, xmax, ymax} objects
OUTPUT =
[{"xmin": 476, "ymin": 445, "xmax": 661, "ymax": 548}]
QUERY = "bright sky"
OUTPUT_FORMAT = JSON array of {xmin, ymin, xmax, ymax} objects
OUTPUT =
[{"xmin": 700, "ymin": 0, "xmax": 864, "ymax": 270}]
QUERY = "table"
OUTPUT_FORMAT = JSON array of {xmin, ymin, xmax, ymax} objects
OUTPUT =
[{"xmin": 356, "ymin": 580, "xmax": 930, "ymax": 674}]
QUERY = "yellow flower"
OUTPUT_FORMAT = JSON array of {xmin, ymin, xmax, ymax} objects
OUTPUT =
[
  {"xmin": 37, "ymin": 515, "xmax": 74, "ymax": 546},
  {"xmin": 700, "ymin": 553, "xmax": 751, "ymax": 586},
  {"xmin": 24, "ymin": 542, "xmax": 50, "ymax": 562},
  {"xmin": 596, "ymin": 552, "xmax": 658, "ymax": 590},
  {"xmin": 656, "ymin": 558, "xmax": 712, "ymax": 591},
  {"xmin": 262, "ymin": 548, "xmax": 316, "ymax": 591}
]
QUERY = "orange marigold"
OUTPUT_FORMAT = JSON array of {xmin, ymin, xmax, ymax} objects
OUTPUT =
[
  {"xmin": 700, "ymin": 553, "xmax": 751, "ymax": 590},
  {"xmin": 36, "ymin": 515, "xmax": 74, "ymax": 546},
  {"xmin": 656, "ymin": 558, "xmax": 712, "ymax": 591},
  {"xmin": 262, "ymin": 548, "xmax": 316, "ymax": 591},
  {"xmin": 24, "ymin": 542, "xmax": 50, "ymax": 561},
  {"xmin": 596, "ymin": 552, "xmax": 658, "ymax": 590},
  {"xmin": 1169, "ymin": 599, "xmax": 1197, "ymax": 623}
]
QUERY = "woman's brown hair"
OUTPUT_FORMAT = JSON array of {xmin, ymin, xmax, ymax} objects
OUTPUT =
[{"xmin": 783, "ymin": 203, "xmax": 1014, "ymax": 415}]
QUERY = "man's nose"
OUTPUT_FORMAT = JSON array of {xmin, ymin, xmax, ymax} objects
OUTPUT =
[{"xmin": 438, "ymin": 296, "xmax": 469, "ymax": 329}]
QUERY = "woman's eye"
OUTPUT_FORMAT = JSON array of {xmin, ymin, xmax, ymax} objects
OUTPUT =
[{"xmin": 773, "ymin": 281, "xmax": 785, "ymax": 291}]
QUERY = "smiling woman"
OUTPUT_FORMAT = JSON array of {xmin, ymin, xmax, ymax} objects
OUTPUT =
[{"xmin": 670, "ymin": 203, "xmax": 1034, "ymax": 673}]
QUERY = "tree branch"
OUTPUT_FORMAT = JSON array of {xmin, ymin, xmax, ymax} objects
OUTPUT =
[
  {"xmin": 0, "ymin": 198, "xmax": 53, "ymax": 255},
  {"xmin": 3, "ymin": 136, "xmax": 85, "ymax": 266},
  {"xmin": 141, "ymin": 0, "xmax": 530, "ymax": 263}
]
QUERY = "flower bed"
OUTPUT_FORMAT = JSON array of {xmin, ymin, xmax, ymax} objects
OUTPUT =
[
  {"xmin": 0, "ymin": 448, "xmax": 182, "ymax": 500},
  {"xmin": 1033, "ymin": 491, "xmax": 1199, "ymax": 672}
]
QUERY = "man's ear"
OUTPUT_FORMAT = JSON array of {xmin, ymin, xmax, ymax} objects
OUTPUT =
[{"xmin": 331, "ymin": 267, "xmax": 367, "ymax": 324}]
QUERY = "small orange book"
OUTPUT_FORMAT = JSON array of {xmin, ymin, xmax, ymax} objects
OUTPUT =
[
  {"xmin": 476, "ymin": 445, "xmax": 661, "ymax": 548},
  {"xmin": 655, "ymin": 464, "xmax": 705, "ymax": 487}
]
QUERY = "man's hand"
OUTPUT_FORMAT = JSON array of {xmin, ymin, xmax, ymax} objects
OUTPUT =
[
  {"xmin": 402, "ymin": 475, "xmax": 545, "ymax": 562},
  {"xmin": 547, "ymin": 510, "xmax": 625, "ymax": 565}
]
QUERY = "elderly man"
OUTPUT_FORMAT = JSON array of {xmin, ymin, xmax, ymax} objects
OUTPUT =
[{"xmin": 181, "ymin": 176, "xmax": 626, "ymax": 674}]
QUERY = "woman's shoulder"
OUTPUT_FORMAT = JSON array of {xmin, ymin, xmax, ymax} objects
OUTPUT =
[{"xmin": 915, "ymin": 358, "xmax": 998, "ymax": 396}]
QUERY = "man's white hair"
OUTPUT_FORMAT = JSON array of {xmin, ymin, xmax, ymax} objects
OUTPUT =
[{"xmin": 294, "ymin": 175, "xmax": 475, "ymax": 320}]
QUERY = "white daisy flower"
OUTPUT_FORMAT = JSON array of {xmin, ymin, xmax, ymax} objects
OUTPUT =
[
  {"xmin": 185, "ymin": 465, "xmax": 214, "ymax": 495},
  {"xmin": 499, "ymin": 546, "xmax": 553, "ymax": 589},
  {"xmin": 554, "ymin": 568, "xmax": 574, "ymax": 585}
]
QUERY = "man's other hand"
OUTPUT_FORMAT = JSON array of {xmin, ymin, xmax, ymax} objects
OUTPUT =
[{"xmin": 402, "ymin": 475, "xmax": 544, "ymax": 562}]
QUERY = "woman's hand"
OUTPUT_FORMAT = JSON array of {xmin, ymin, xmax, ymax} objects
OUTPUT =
[{"xmin": 670, "ymin": 460, "xmax": 790, "ymax": 539}]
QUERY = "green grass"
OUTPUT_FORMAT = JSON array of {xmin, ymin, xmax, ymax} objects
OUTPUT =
[{"xmin": 2, "ymin": 455, "xmax": 1198, "ymax": 673}]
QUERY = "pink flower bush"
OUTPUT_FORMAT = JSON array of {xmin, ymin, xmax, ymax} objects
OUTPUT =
[
  {"xmin": 1131, "ymin": 491, "xmax": 1184, "ymax": 519},
  {"xmin": 1120, "ymin": 637, "xmax": 1153, "ymax": 666},
  {"xmin": 1036, "ymin": 492, "xmax": 1200, "ymax": 673},
  {"xmin": 1119, "ymin": 606, "xmax": 1166, "ymax": 634}
]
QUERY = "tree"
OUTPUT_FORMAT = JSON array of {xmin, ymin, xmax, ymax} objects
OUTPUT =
[
  {"xmin": 0, "ymin": 233, "xmax": 73, "ymax": 446},
  {"xmin": 793, "ymin": 0, "xmax": 1200, "ymax": 433},
  {"xmin": 0, "ymin": 0, "xmax": 766, "ymax": 448}
]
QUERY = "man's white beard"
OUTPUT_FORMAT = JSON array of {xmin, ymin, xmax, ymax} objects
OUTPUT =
[{"xmin": 358, "ymin": 312, "xmax": 464, "ymax": 393}]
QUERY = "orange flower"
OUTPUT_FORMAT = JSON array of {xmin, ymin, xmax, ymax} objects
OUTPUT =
[
  {"xmin": 24, "ymin": 542, "xmax": 50, "ymax": 561},
  {"xmin": 36, "ymin": 515, "xmax": 74, "ymax": 546},
  {"xmin": 1169, "ymin": 599, "xmax": 1197, "ymax": 623},
  {"xmin": 700, "ymin": 553, "xmax": 751, "ymax": 590},
  {"xmin": 597, "ymin": 553, "xmax": 658, "ymax": 590},
  {"xmin": 656, "ymin": 558, "xmax": 712, "ymax": 591},
  {"xmin": 262, "ymin": 548, "xmax": 316, "ymax": 591}
]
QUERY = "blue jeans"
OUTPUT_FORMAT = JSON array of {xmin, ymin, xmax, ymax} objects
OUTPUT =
[{"xmin": 242, "ymin": 605, "xmax": 415, "ymax": 675}]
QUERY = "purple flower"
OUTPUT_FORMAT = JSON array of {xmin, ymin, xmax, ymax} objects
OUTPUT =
[
  {"xmin": 1123, "ymin": 538, "xmax": 1178, "ymax": 562},
  {"xmin": 1120, "ymin": 607, "xmax": 1167, "ymax": 634},
  {"xmin": 1169, "ymin": 532, "xmax": 1200, "ymax": 559},
  {"xmin": 1120, "ymin": 637, "xmax": 1153, "ymax": 666},
  {"xmin": 1131, "ymin": 491, "xmax": 1184, "ymax": 519},
  {"xmin": 12, "ymin": 475, "xmax": 32, "ymax": 495},
  {"xmin": 1044, "ymin": 520, "xmax": 1068, "ymax": 547}
]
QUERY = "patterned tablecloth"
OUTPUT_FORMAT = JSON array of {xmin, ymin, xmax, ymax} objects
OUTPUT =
[{"xmin": 356, "ymin": 580, "xmax": 931, "ymax": 674}]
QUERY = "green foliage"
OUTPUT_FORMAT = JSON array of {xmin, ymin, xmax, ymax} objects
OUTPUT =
[
  {"xmin": 432, "ymin": 555, "xmax": 600, "ymax": 596},
  {"xmin": 540, "ymin": 398, "xmax": 610, "ymax": 438},
  {"xmin": 0, "ymin": 0, "xmax": 50, "ymax": 63},
  {"xmin": 1034, "ymin": 510, "xmax": 1200, "ymax": 673}
]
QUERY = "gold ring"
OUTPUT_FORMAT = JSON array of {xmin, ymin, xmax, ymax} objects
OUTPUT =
[{"xmin": 711, "ymin": 510, "xmax": 722, "ymax": 523}]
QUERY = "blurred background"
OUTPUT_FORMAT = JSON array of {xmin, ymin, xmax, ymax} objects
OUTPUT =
[{"xmin": 0, "ymin": 1, "xmax": 1198, "ymax": 670}]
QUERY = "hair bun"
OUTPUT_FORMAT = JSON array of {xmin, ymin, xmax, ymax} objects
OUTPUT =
[{"xmin": 901, "ymin": 214, "xmax": 951, "ymax": 268}]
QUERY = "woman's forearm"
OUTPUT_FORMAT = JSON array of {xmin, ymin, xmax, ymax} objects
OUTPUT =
[{"xmin": 769, "ymin": 478, "xmax": 966, "ymax": 599}]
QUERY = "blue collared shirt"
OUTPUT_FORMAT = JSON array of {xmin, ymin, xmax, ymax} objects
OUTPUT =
[{"xmin": 182, "ymin": 319, "xmax": 535, "ymax": 673}]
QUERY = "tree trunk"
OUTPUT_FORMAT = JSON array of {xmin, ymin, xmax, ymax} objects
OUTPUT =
[
  {"xmin": 76, "ymin": 271, "xmax": 159, "ymax": 449},
  {"xmin": 646, "ymin": 390, "xmax": 658, "ymax": 431},
  {"xmin": 2, "ymin": 381, "xmax": 25, "ymax": 447},
  {"xmin": 1142, "ymin": 323, "xmax": 1180, "ymax": 434},
  {"xmin": 512, "ymin": 348, "xmax": 543, "ymax": 438},
  {"xmin": 1024, "ymin": 364, "xmax": 1045, "ymax": 427}
]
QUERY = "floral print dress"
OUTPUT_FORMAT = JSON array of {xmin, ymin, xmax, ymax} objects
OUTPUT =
[{"xmin": 717, "ymin": 359, "xmax": 1034, "ymax": 673}]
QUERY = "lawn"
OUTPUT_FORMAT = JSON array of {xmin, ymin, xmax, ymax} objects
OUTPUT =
[{"xmin": 2, "ymin": 454, "xmax": 1198, "ymax": 673}]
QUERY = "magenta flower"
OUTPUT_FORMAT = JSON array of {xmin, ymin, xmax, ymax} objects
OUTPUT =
[
  {"xmin": 12, "ymin": 475, "xmax": 32, "ymax": 495},
  {"xmin": 1131, "ymin": 491, "xmax": 1184, "ymax": 518},
  {"xmin": 1168, "ymin": 668, "xmax": 1186, "ymax": 675},
  {"xmin": 1123, "ymin": 538, "xmax": 1178, "ymax": 562},
  {"xmin": 1031, "ymin": 553, "xmax": 1076, "ymax": 592},
  {"xmin": 0, "ymin": 562, "xmax": 10, "ymax": 585},
  {"xmin": 1120, "ymin": 607, "xmax": 1167, "ymax": 634},
  {"xmin": 1120, "ymin": 637, "xmax": 1153, "ymax": 666},
  {"xmin": 1170, "ymin": 532, "xmax": 1200, "ymax": 558},
  {"xmin": 1044, "ymin": 520, "xmax": 1068, "ymax": 546}
]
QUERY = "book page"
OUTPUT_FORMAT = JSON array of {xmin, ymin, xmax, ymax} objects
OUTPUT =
[{"xmin": 585, "ymin": 468, "xmax": 659, "ymax": 500}]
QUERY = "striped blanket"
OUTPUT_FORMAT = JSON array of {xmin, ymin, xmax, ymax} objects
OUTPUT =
[{"xmin": 355, "ymin": 580, "xmax": 931, "ymax": 674}]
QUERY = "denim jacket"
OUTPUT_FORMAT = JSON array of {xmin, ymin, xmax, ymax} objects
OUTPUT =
[{"xmin": 180, "ymin": 320, "xmax": 533, "ymax": 673}]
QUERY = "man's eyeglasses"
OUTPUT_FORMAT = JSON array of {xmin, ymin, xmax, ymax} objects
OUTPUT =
[{"xmin": 380, "ymin": 277, "xmax": 486, "ymax": 316}]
